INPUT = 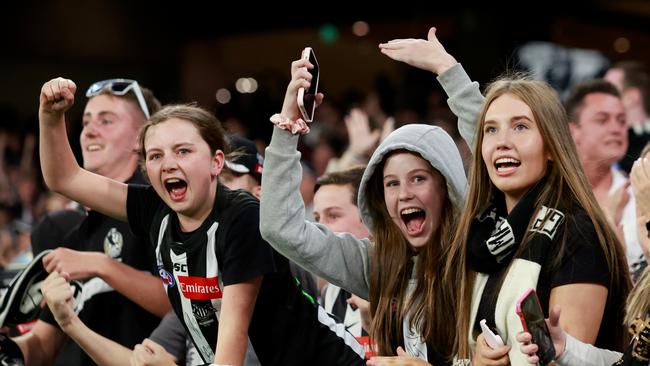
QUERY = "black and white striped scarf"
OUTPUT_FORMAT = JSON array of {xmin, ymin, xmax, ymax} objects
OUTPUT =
[{"xmin": 467, "ymin": 177, "xmax": 565, "ymax": 274}]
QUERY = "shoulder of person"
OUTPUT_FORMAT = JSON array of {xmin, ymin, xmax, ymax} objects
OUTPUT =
[
  {"xmin": 219, "ymin": 187, "xmax": 259, "ymax": 215},
  {"xmin": 214, "ymin": 187, "xmax": 261, "ymax": 238},
  {"xmin": 561, "ymin": 209, "xmax": 601, "ymax": 251}
]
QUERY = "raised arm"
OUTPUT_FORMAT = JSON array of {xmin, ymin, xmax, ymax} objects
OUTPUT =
[
  {"xmin": 379, "ymin": 27, "xmax": 484, "ymax": 150},
  {"xmin": 259, "ymin": 57, "xmax": 373, "ymax": 299},
  {"xmin": 325, "ymin": 108, "xmax": 381, "ymax": 173},
  {"xmin": 39, "ymin": 78, "xmax": 128, "ymax": 221}
]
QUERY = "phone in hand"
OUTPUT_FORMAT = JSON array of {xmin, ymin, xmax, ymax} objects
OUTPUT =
[
  {"xmin": 297, "ymin": 47, "xmax": 320, "ymax": 122},
  {"xmin": 479, "ymin": 319, "xmax": 504, "ymax": 349},
  {"xmin": 516, "ymin": 289, "xmax": 556, "ymax": 366}
]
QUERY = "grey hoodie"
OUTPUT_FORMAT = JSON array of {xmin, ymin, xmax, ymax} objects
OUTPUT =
[
  {"xmin": 357, "ymin": 123, "xmax": 467, "ymax": 232},
  {"xmin": 259, "ymin": 63, "xmax": 482, "ymax": 300}
]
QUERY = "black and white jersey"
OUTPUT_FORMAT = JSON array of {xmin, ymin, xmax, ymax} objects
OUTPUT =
[
  {"xmin": 127, "ymin": 184, "xmax": 364, "ymax": 365},
  {"xmin": 323, "ymin": 284, "xmax": 367, "ymax": 337}
]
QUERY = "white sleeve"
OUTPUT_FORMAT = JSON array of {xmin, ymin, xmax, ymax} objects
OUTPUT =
[{"xmin": 557, "ymin": 334, "xmax": 622, "ymax": 366}]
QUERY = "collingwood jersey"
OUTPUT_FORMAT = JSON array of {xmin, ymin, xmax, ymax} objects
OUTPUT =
[{"xmin": 127, "ymin": 184, "xmax": 364, "ymax": 365}]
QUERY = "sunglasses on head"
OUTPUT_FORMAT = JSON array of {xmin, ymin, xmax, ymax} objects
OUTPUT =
[{"xmin": 85, "ymin": 79, "xmax": 150, "ymax": 119}]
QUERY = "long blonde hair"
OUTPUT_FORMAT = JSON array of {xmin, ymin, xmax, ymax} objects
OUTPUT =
[
  {"xmin": 641, "ymin": 142, "xmax": 650, "ymax": 159},
  {"xmin": 366, "ymin": 150, "xmax": 459, "ymax": 359},
  {"xmin": 443, "ymin": 76, "xmax": 632, "ymax": 357},
  {"xmin": 626, "ymin": 266, "xmax": 650, "ymax": 326}
]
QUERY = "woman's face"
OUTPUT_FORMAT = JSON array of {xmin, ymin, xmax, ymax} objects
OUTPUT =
[
  {"xmin": 481, "ymin": 93, "xmax": 550, "ymax": 211},
  {"xmin": 143, "ymin": 118, "xmax": 224, "ymax": 220},
  {"xmin": 382, "ymin": 152, "xmax": 447, "ymax": 250}
]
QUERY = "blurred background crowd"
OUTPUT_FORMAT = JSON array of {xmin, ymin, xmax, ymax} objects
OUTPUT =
[{"xmin": 0, "ymin": 1, "xmax": 648, "ymax": 273}]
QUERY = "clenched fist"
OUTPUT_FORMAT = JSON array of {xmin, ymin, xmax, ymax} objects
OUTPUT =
[{"xmin": 39, "ymin": 77, "xmax": 77, "ymax": 126}]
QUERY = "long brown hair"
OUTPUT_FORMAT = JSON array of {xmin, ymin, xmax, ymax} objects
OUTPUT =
[
  {"xmin": 366, "ymin": 150, "xmax": 458, "ymax": 358},
  {"xmin": 443, "ymin": 76, "xmax": 632, "ymax": 357}
]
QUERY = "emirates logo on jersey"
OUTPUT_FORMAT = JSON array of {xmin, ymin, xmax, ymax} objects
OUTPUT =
[{"xmin": 177, "ymin": 276, "xmax": 222, "ymax": 300}]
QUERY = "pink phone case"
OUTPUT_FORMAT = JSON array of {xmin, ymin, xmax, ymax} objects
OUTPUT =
[
  {"xmin": 515, "ymin": 288, "xmax": 557, "ymax": 365},
  {"xmin": 515, "ymin": 288, "xmax": 536, "ymax": 332}
]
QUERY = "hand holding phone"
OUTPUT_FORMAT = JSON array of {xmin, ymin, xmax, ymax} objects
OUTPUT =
[
  {"xmin": 516, "ymin": 289, "xmax": 556, "ymax": 366},
  {"xmin": 297, "ymin": 47, "xmax": 320, "ymax": 122},
  {"xmin": 479, "ymin": 319, "xmax": 504, "ymax": 349}
]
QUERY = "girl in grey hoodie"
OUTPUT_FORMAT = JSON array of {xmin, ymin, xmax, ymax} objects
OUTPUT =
[{"xmin": 260, "ymin": 27, "xmax": 481, "ymax": 365}]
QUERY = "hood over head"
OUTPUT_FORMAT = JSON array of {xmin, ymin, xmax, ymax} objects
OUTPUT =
[{"xmin": 358, "ymin": 124, "xmax": 467, "ymax": 231}]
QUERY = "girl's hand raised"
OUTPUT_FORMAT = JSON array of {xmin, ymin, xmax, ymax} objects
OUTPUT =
[
  {"xmin": 379, "ymin": 27, "xmax": 457, "ymax": 76},
  {"xmin": 280, "ymin": 57, "xmax": 324, "ymax": 122}
]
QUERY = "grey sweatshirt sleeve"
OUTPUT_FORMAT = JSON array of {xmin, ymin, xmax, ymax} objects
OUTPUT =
[
  {"xmin": 148, "ymin": 312, "xmax": 187, "ymax": 362},
  {"xmin": 437, "ymin": 63, "xmax": 484, "ymax": 151},
  {"xmin": 259, "ymin": 126, "xmax": 373, "ymax": 299}
]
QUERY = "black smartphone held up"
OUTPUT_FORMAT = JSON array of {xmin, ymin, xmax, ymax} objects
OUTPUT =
[
  {"xmin": 297, "ymin": 47, "xmax": 320, "ymax": 122},
  {"xmin": 516, "ymin": 289, "xmax": 556, "ymax": 366}
]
